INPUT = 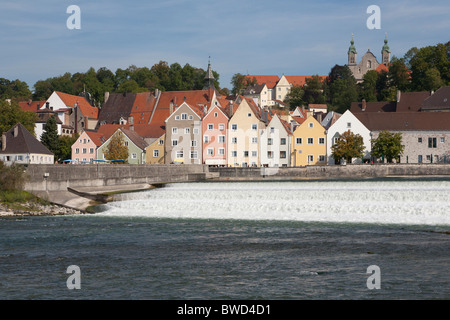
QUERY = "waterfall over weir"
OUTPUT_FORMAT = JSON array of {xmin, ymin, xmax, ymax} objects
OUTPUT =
[{"xmin": 96, "ymin": 179, "xmax": 450, "ymax": 226}]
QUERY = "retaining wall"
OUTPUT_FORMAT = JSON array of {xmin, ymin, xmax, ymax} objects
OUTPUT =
[{"xmin": 24, "ymin": 164, "xmax": 210, "ymax": 192}]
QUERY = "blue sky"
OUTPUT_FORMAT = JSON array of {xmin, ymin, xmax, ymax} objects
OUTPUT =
[{"xmin": 0, "ymin": 0, "xmax": 449, "ymax": 92}]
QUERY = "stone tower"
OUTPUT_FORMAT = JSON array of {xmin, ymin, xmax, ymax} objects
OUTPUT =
[
  {"xmin": 381, "ymin": 34, "xmax": 391, "ymax": 65},
  {"xmin": 348, "ymin": 34, "xmax": 357, "ymax": 66},
  {"xmin": 203, "ymin": 57, "xmax": 215, "ymax": 90}
]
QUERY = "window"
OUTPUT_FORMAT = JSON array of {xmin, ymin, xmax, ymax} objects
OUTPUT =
[
  {"xmin": 176, "ymin": 150, "xmax": 184, "ymax": 158},
  {"xmin": 251, "ymin": 151, "xmax": 257, "ymax": 157},
  {"xmin": 418, "ymin": 155, "xmax": 423, "ymax": 163},
  {"xmin": 307, "ymin": 138, "xmax": 314, "ymax": 145},
  {"xmin": 428, "ymin": 137, "xmax": 437, "ymax": 148},
  {"xmin": 231, "ymin": 124, "xmax": 238, "ymax": 131},
  {"xmin": 131, "ymin": 153, "xmax": 137, "ymax": 159},
  {"xmin": 172, "ymin": 139, "xmax": 178, "ymax": 146},
  {"xmin": 319, "ymin": 137, "xmax": 325, "ymax": 145},
  {"xmin": 125, "ymin": 141, "xmax": 129, "ymax": 147},
  {"xmin": 175, "ymin": 115, "xmax": 180, "ymax": 120},
  {"xmin": 207, "ymin": 148, "xmax": 214, "ymax": 156},
  {"xmin": 270, "ymin": 127, "xmax": 275, "ymax": 133},
  {"xmin": 219, "ymin": 148, "xmax": 225, "ymax": 155},
  {"xmin": 347, "ymin": 122, "xmax": 351, "ymax": 128},
  {"xmin": 296, "ymin": 137, "xmax": 302, "ymax": 145},
  {"xmin": 191, "ymin": 140, "xmax": 197, "ymax": 147},
  {"xmin": 248, "ymin": 113, "xmax": 252, "ymax": 117},
  {"xmin": 307, "ymin": 155, "xmax": 314, "ymax": 163},
  {"xmin": 159, "ymin": 139, "xmax": 164, "ymax": 145},
  {"xmin": 172, "ymin": 127, "xmax": 178, "ymax": 134},
  {"xmin": 308, "ymin": 122, "xmax": 313, "ymax": 128},
  {"xmin": 219, "ymin": 135, "xmax": 225, "ymax": 143},
  {"xmin": 181, "ymin": 113, "xmax": 187, "ymax": 120},
  {"xmin": 89, "ymin": 148, "xmax": 94, "ymax": 154},
  {"xmin": 252, "ymin": 124, "xmax": 257, "ymax": 131},
  {"xmin": 219, "ymin": 124, "xmax": 225, "ymax": 131},
  {"xmin": 185, "ymin": 128, "xmax": 190, "ymax": 134},
  {"xmin": 243, "ymin": 151, "xmax": 249, "ymax": 157},
  {"xmin": 280, "ymin": 138, "xmax": 286, "ymax": 145},
  {"xmin": 267, "ymin": 151, "xmax": 274, "ymax": 159},
  {"xmin": 441, "ymin": 137, "xmax": 445, "ymax": 143},
  {"xmin": 190, "ymin": 151, "xmax": 198, "ymax": 159},
  {"xmin": 82, "ymin": 148, "xmax": 87, "ymax": 154},
  {"xmin": 208, "ymin": 124, "xmax": 214, "ymax": 130},
  {"xmin": 418, "ymin": 137, "xmax": 422, "ymax": 143},
  {"xmin": 426, "ymin": 155, "xmax": 431, "ymax": 161},
  {"xmin": 268, "ymin": 138, "xmax": 273, "ymax": 145},
  {"xmin": 252, "ymin": 137, "xmax": 258, "ymax": 144},
  {"xmin": 204, "ymin": 135, "xmax": 209, "ymax": 143},
  {"xmin": 280, "ymin": 151, "xmax": 286, "ymax": 159},
  {"xmin": 214, "ymin": 112, "xmax": 218, "ymax": 117},
  {"xmin": 231, "ymin": 151, "xmax": 237, "ymax": 157},
  {"xmin": 232, "ymin": 137, "xmax": 237, "ymax": 144},
  {"xmin": 188, "ymin": 115, "xmax": 193, "ymax": 120},
  {"xmin": 75, "ymin": 148, "xmax": 79, "ymax": 154},
  {"xmin": 193, "ymin": 128, "xmax": 199, "ymax": 134},
  {"xmin": 18, "ymin": 155, "xmax": 23, "ymax": 161},
  {"xmin": 153, "ymin": 150, "xmax": 159, "ymax": 157},
  {"xmin": 319, "ymin": 155, "xmax": 326, "ymax": 162}
]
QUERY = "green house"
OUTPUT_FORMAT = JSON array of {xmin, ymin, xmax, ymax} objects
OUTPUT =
[{"xmin": 97, "ymin": 127, "xmax": 148, "ymax": 164}]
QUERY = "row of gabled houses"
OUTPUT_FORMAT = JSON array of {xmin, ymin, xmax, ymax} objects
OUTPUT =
[
  {"xmin": 2, "ymin": 61, "xmax": 450, "ymax": 166},
  {"xmin": 68, "ymin": 86, "xmax": 450, "ymax": 166}
]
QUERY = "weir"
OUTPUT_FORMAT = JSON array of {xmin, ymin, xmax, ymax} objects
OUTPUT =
[{"xmin": 23, "ymin": 163, "xmax": 450, "ymax": 211}]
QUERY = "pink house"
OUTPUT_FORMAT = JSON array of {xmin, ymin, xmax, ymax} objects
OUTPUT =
[
  {"xmin": 202, "ymin": 103, "xmax": 229, "ymax": 166},
  {"xmin": 71, "ymin": 130, "xmax": 104, "ymax": 163}
]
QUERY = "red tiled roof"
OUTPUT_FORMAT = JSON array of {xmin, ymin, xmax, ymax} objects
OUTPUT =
[
  {"xmin": 84, "ymin": 130, "xmax": 105, "ymax": 147},
  {"xmin": 55, "ymin": 91, "xmax": 99, "ymax": 119},
  {"xmin": 376, "ymin": 64, "xmax": 389, "ymax": 73},
  {"xmin": 18, "ymin": 100, "xmax": 46, "ymax": 113},
  {"xmin": 284, "ymin": 75, "xmax": 327, "ymax": 87},
  {"xmin": 129, "ymin": 92, "xmax": 157, "ymax": 124},
  {"xmin": 245, "ymin": 75, "xmax": 280, "ymax": 89}
]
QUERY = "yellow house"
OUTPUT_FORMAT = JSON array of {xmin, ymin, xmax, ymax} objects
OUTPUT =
[
  {"xmin": 145, "ymin": 133, "xmax": 165, "ymax": 164},
  {"xmin": 291, "ymin": 115, "xmax": 327, "ymax": 166}
]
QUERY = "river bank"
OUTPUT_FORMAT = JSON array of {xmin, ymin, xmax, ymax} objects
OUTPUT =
[{"xmin": 0, "ymin": 201, "xmax": 85, "ymax": 217}]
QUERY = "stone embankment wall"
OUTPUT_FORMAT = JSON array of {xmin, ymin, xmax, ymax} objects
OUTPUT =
[
  {"xmin": 24, "ymin": 164, "xmax": 211, "ymax": 192},
  {"xmin": 209, "ymin": 164, "xmax": 450, "ymax": 180}
]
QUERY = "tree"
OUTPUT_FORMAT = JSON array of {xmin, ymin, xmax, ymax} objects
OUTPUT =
[
  {"xmin": 326, "ymin": 65, "xmax": 358, "ymax": 113},
  {"xmin": 40, "ymin": 116, "xmax": 59, "ymax": 160},
  {"xmin": 0, "ymin": 78, "xmax": 32, "ymax": 102},
  {"xmin": 371, "ymin": 131, "xmax": 405, "ymax": 163},
  {"xmin": 359, "ymin": 70, "xmax": 378, "ymax": 102},
  {"xmin": 302, "ymin": 75, "xmax": 326, "ymax": 104},
  {"xmin": 388, "ymin": 57, "xmax": 411, "ymax": 92},
  {"xmin": 0, "ymin": 100, "xmax": 37, "ymax": 136},
  {"xmin": 231, "ymin": 73, "xmax": 257, "ymax": 95},
  {"xmin": 331, "ymin": 130, "xmax": 365, "ymax": 164},
  {"xmin": 104, "ymin": 131, "xmax": 129, "ymax": 162},
  {"xmin": 284, "ymin": 85, "xmax": 305, "ymax": 110},
  {"xmin": 57, "ymin": 134, "xmax": 79, "ymax": 163}
]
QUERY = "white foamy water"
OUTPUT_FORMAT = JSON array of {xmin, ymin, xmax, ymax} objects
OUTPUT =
[{"xmin": 97, "ymin": 180, "xmax": 450, "ymax": 226}]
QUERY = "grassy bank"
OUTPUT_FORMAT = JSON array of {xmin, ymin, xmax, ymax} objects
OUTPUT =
[{"xmin": 0, "ymin": 190, "xmax": 49, "ymax": 212}]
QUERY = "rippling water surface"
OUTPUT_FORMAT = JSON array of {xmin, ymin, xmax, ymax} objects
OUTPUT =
[{"xmin": 1, "ymin": 179, "xmax": 449, "ymax": 299}]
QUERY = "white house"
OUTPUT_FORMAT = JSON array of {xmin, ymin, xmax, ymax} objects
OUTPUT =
[
  {"xmin": 260, "ymin": 114, "xmax": 292, "ymax": 167},
  {"xmin": 326, "ymin": 110, "xmax": 371, "ymax": 165},
  {"xmin": 1, "ymin": 123, "xmax": 54, "ymax": 165}
]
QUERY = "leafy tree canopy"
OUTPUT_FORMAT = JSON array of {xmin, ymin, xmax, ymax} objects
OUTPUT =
[
  {"xmin": 331, "ymin": 130, "xmax": 365, "ymax": 164},
  {"xmin": 371, "ymin": 131, "xmax": 405, "ymax": 163}
]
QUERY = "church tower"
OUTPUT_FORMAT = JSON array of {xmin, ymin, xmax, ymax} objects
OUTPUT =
[
  {"xmin": 203, "ymin": 57, "xmax": 215, "ymax": 90},
  {"xmin": 348, "ymin": 34, "xmax": 357, "ymax": 66},
  {"xmin": 381, "ymin": 34, "xmax": 391, "ymax": 65}
]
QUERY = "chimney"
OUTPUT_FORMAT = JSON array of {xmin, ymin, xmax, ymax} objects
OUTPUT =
[
  {"xmin": 229, "ymin": 101, "xmax": 233, "ymax": 117},
  {"xmin": 128, "ymin": 116, "xmax": 134, "ymax": 131},
  {"xmin": 362, "ymin": 99, "xmax": 367, "ymax": 111},
  {"xmin": 203, "ymin": 105, "xmax": 207, "ymax": 116},
  {"xmin": 317, "ymin": 112, "xmax": 323, "ymax": 123},
  {"xmin": 1, "ymin": 134, "xmax": 6, "ymax": 151},
  {"xmin": 170, "ymin": 102, "xmax": 174, "ymax": 115},
  {"xmin": 396, "ymin": 90, "xmax": 401, "ymax": 103},
  {"xmin": 155, "ymin": 88, "xmax": 159, "ymax": 97},
  {"xmin": 104, "ymin": 91, "xmax": 110, "ymax": 104},
  {"xmin": 14, "ymin": 125, "xmax": 18, "ymax": 138},
  {"xmin": 290, "ymin": 120, "xmax": 295, "ymax": 133},
  {"xmin": 262, "ymin": 106, "xmax": 269, "ymax": 124}
]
